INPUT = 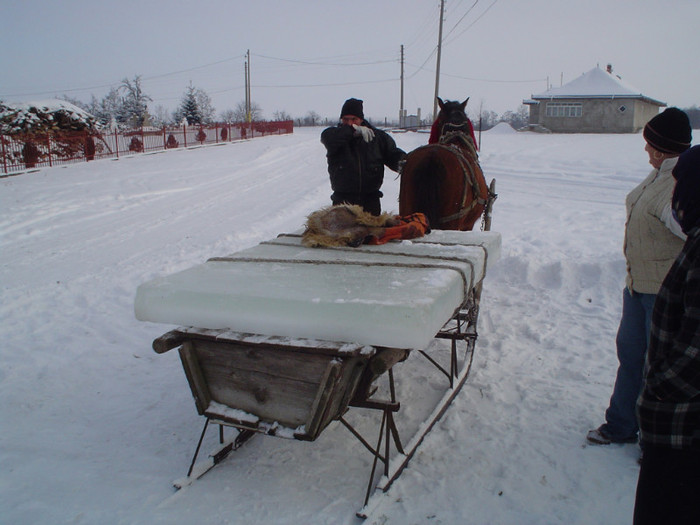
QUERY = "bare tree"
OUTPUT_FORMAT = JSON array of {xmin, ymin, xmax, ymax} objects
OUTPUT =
[
  {"xmin": 272, "ymin": 110, "xmax": 292, "ymax": 121},
  {"xmin": 219, "ymin": 109, "xmax": 237, "ymax": 123},
  {"xmin": 120, "ymin": 75, "xmax": 152, "ymax": 127},
  {"xmin": 151, "ymin": 105, "xmax": 172, "ymax": 127},
  {"xmin": 231, "ymin": 101, "xmax": 263, "ymax": 122},
  {"xmin": 195, "ymin": 88, "xmax": 215, "ymax": 124},
  {"xmin": 300, "ymin": 111, "xmax": 320, "ymax": 126}
]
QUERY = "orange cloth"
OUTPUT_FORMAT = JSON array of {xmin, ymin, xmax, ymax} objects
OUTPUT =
[{"xmin": 366, "ymin": 213, "xmax": 430, "ymax": 245}]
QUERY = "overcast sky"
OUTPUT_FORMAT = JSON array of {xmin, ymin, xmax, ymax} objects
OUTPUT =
[{"xmin": 2, "ymin": 0, "xmax": 698, "ymax": 122}]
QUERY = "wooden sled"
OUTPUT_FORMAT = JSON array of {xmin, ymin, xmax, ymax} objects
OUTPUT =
[
  {"xmin": 152, "ymin": 289, "xmax": 478, "ymax": 515},
  {"xmin": 141, "ymin": 183, "xmax": 498, "ymax": 516}
]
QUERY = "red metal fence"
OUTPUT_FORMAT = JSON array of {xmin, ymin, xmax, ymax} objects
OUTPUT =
[{"xmin": 1, "ymin": 120, "xmax": 294, "ymax": 175}]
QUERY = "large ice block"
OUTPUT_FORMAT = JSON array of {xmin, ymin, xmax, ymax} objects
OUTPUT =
[{"xmin": 135, "ymin": 230, "xmax": 501, "ymax": 349}]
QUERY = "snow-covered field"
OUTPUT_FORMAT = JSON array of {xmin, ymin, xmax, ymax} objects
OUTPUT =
[{"xmin": 2, "ymin": 125, "xmax": 695, "ymax": 524}]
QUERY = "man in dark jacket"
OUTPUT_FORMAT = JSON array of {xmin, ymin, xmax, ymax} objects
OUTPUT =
[
  {"xmin": 320, "ymin": 98, "xmax": 405, "ymax": 215},
  {"xmin": 634, "ymin": 145, "xmax": 700, "ymax": 525}
]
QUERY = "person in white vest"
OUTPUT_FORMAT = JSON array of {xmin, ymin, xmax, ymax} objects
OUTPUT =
[{"xmin": 587, "ymin": 107, "xmax": 692, "ymax": 446}]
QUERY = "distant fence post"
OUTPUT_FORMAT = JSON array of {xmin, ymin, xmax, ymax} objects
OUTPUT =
[
  {"xmin": 46, "ymin": 134, "xmax": 53, "ymax": 167},
  {"xmin": 114, "ymin": 129, "xmax": 120, "ymax": 158},
  {"xmin": 1, "ymin": 136, "xmax": 7, "ymax": 174}
]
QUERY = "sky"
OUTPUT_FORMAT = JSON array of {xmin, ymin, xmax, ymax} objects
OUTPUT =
[{"xmin": 2, "ymin": 0, "xmax": 699, "ymax": 123}]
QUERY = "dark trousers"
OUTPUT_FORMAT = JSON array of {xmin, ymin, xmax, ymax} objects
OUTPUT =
[
  {"xmin": 633, "ymin": 445, "xmax": 700, "ymax": 525},
  {"xmin": 603, "ymin": 289, "xmax": 655, "ymax": 440},
  {"xmin": 331, "ymin": 191, "xmax": 382, "ymax": 216}
]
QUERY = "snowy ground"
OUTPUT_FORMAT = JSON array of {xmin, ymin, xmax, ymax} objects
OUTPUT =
[{"xmin": 2, "ymin": 125, "xmax": 694, "ymax": 524}]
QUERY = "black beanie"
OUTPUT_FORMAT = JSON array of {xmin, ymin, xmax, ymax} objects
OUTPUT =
[
  {"xmin": 643, "ymin": 107, "xmax": 692, "ymax": 154},
  {"xmin": 672, "ymin": 145, "xmax": 700, "ymax": 234},
  {"xmin": 340, "ymin": 98, "xmax": 364, "ymax": 119}
]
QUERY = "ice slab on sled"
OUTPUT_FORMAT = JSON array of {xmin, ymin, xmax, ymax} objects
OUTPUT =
[{"xmin": 135, "ymin": 230, "xmax": 501, "ymax": 350}]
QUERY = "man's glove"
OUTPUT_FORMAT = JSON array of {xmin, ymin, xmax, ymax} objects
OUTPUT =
[{"xmin": 352, "ymin": 124, "xmax": 375, "ymax": 143}]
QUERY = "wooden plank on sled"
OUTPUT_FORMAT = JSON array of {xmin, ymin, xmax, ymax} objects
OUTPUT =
[{"xmin": 157, "ymin": 329, "xmax": 377, "ymax": 441}]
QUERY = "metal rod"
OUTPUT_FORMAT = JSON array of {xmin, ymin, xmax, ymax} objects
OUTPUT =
[
  {"xmin": 384, "ymin": 411, "xmax": 391, "ymax": 477},
  {"xmin": 187, "ymin": 418, "xmax": 210, "ymax": 477},
  {"xmin": 339, "ymin": 417, "xmax": 384, "ymax": 460},
  {"xmin": 418, "ymin": 349, "xmax": 451, "ymax": 380},
  {"xmin": 364, "ymin": 411, "xmax": 387, "ymax": 506},
  {"xmin": 387, "ymin": 412, "xmax": 404, "ymax": 454},
  {"xmin": 389, "ymin": 368, "xmax": 397, "ymax": 403}
]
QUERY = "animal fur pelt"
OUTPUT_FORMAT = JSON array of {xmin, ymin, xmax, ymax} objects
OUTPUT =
[{"xmin": 302, "ymin": 204, "xmax": 429, "ymax": 248}]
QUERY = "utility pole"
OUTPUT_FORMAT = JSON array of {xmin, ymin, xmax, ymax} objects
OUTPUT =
[
  {"xmin": 244, "ymin": 57, "xmax": 249, "ymax": 122},
  {"xmin": 400, "ymin": 45, "xmax": 405, "ymax": 128},
  {"xmin": 245, "ymin": 49, "xmax": 252, "ymax": 123},
  {"xmin": 433, "ymin": 0, "xmax": 445, "ymax": 119}
]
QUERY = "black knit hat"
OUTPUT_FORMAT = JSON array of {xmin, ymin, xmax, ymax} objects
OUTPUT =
[
  {"xmin": 672, "ymin": 145, "xmax": 700, "ymax": 234},
  {"xmin": 340, "ymin": 98, "xmax": 364, "ymax": 119},
  {"xmin": 643, "ymin": 107, "xmax": 692, "ymax": 154}
]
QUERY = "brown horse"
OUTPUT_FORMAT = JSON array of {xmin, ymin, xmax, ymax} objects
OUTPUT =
[{"xmin": 399, "ymin": 97, "xmax": 490, "ymax": 231}]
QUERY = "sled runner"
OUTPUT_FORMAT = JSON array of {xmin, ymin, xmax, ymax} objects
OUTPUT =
[{"xmin": 137, "ymin": 225, "xmax": 499, "ymax": 516}]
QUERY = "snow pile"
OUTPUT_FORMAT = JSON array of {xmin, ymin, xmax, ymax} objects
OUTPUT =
[
  {"xmin": 488, "ymin": 121, "xmax": 517, "ymax": 134},
  {"xmin": 2, "ymin": 127, "xmax": 695, "ymax": 524}
]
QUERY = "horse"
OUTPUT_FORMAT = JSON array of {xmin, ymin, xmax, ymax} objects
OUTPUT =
[{"xmin": 399, "ymin": 97, "xmax": 490, "ymax": 231}]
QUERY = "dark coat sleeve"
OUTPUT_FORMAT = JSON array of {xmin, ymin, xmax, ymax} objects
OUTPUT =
[
  {"xmin": 374, "ymin": 127, "xmax": 406, "ymax": 172},
  {"xmin": 320, "ymin": 124, "xmax": 355, "ymax": 154}
]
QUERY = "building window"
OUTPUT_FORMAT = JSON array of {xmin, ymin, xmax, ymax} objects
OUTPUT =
[
  {"xmin": 545, "ymin": 103, "xmax": 582, "ymax": 117},
  {"xmin": 618, "ymin": 105, "xmax": 627, "ymax": 113}
]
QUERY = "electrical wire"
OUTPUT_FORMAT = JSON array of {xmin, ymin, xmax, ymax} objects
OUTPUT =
[
  {"xmin": 444, "ymin": 0, "xmax": 499, "ymax": 46},
  {"xmin": 443, "ymin": 0, "xmax": 480, "ymax": 40}
]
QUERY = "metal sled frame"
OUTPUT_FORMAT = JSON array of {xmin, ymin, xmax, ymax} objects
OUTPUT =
[{"xmin": 345, "ymin": 300, "xmax": 478, "ymax": 517}]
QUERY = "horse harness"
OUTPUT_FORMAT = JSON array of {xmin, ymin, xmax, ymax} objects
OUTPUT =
[{"xmin": 435, "ymin": 130, "xmax": 486, "ymax": 225}]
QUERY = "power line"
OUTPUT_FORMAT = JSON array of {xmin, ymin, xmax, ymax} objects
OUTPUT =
[
  {"xmin": 442, "ymin": 71, "xmax": 547, "ymax": 84},
  {"xmin": 444, "ymin": 0, "xmax": 499, "ymax": 45},
  {"xmin": 443, "ymin": 0, "xmax": 480, "ymax": 40},
  {"xmin": 142, "ymin": 55, "xmax": 245, "ymax": 80},
  {"xmin": 252, "ymin": 77, "xmax": 398, "ymax": 89},
  {"xmin": 2, "ymin": 55, "xmax": 246, "ymax": 98},
  {"xmin": 252, "ymin": 53, "xmax": 396, "ymax": 67}
]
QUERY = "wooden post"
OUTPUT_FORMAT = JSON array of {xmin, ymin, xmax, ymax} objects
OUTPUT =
[
  {"xmin": 432, "ymin": 0, "xmax": 445, "ymax": 119},
  {"xmin": 483, "ymin": 178, "xmax": 497, "ymax": 232}
]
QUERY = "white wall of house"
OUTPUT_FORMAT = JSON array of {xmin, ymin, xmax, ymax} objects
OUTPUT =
[{"xmin": 527, "ymin": 98, "xmax": 661, "ymax": 133}]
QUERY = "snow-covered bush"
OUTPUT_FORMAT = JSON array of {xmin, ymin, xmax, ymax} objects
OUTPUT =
[
  {"xmin": 0, "ymin": 100, "xmax": 105, "ymax": 168},
  {"xmin": 0, "ymin": 99, "xmax": 101, "ymax": 135}
]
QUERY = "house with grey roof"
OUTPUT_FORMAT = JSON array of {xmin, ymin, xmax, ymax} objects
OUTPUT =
[{"xmin": 523, "ymin": 65, "xmax": 665, "ymax": 133}]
